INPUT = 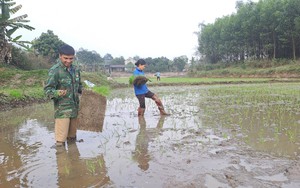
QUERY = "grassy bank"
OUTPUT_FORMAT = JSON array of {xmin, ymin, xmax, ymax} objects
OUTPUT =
[{"xmin": 0, "ymin": 67, "xmax": 114, "ymax": 111}]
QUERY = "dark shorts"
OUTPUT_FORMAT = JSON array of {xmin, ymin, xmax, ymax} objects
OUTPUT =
[{"xmin": 136, "ymin": 91, "xmax": 155, "ymax": 108}]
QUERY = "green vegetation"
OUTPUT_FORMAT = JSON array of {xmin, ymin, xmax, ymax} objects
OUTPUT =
[
  {"xmin": 0, "ymin": 68, "xmax": 48, "ymax": 104},
  {"xmin": 189, "ymin": 59, "xmax": 300, "ymax": 77},
  {"xmin": 92, "ymin": 86, "xmax": 110, "ymax": 97},
  {"xmin": 8, "ymin": 89, "xmax": 22, "ymax": 99},
  {"xmin": 81, "ymin": 71, "xmax": 112, "ymax": 88},
  {"xmin": 0, "ymin": 68, "xmax": 48, "ymax": 88},
  {"xmin": 128, "ymin": 75, "xmax": 134, "ymax": 85},
  {"xmin": 0, "ymin": 0, "xmax": 35, "ymax": 64},
  {"xmin": 31, "ymin": 30, "xmax": 65, "ymax": 63},
  {"xmin": 198, "ymin": 0, "xmax": 300, "ymax": 63},
  {"xmin": 0, "ymin": 68, "xmax": 114, "ymax": 107},
  {"xmin": 85, "ymin": 157, "xmax": 106, "ymax": 175}
]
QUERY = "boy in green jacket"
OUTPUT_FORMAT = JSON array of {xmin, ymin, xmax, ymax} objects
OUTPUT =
[{"xmin": 44, "ymin": 44, "xmax": 83, "ymax": 147}]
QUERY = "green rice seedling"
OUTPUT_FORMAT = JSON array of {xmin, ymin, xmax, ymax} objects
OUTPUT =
[
  {"xmin": 64, "ymin": 165, "xmax": 70, "ymax": 176},
  {"xmin": 97, "ymin": 158, "xmax": 105, "ymax": 169},
  {"xmin": 222, "ymin": 132, "xmax": 229, "ymax": 139},
  {"xmin": 286, "ymin": 129, "xmax": 296, "ymax": 143},
  {"xmin": 92, "ymin": 86, "xmax": 110, "ymax": 96},
  {"xmin": 128, "ymin": 75, "xmax": 134, "ymax": 85},
  {"xmin": 86, "ymin": 160, "xmax": 96, "ymax": 175}
]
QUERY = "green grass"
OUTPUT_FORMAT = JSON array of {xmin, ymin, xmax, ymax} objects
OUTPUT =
[
  {"xmin": 189, "ymin": 59, "xmax": 300, "ymax": 77},
  {"xmin": 0, "ymin": 68, "xmax": 113, "ymax": 104},
  {"xmin": 81, "ymin": 72, "xmax": 111, "ymax": 86},
  {"xmin": 8, "ymin": 89, "xmax": 23, "ymax": 99},
  {"xmin": 0, "ymin": 68, "xmax": 48, "ymax": 88},
  {"xmin": 3, "ymin": 87, "xmax": 45, "ymax": 100}
]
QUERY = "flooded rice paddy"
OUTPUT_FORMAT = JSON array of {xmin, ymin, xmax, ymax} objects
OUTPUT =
[{"xmin": 0, "ymin": 83, "xmax": 300, "ymax": 187}]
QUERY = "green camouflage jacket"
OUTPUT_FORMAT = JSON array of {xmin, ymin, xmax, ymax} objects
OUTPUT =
[{"xmin": 44, "ymin": 60, "xmax": 83, "ymax": 118}]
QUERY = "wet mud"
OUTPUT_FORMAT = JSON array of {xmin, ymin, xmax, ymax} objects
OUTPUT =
[{"xmin": 0, "ymin": 84, "xmax": 299, "ymax": 187}]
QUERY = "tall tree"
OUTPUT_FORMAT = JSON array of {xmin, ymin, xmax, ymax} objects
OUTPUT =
[
  {"xmin": 173, "ymin": 56, "xmax": 188, "ymax": 71},
  {"xmin": 76, "ymin": 48, "xmax": 103, "ymax": 65},
  {"xmin": 197, "ymin": 0, "xmax": 300, "ymax": 63},
  {"xmin": 76, "ymin": 48, "xmax": 103, "ymax": 72},
  {"xmin": 0, "ymin": 0, "xmax": 34, "ymax": 64},
  {"xmin": 103, "ymin": 53, "xmax": 113, "ymax": 62},
  {"xmin": 110, "ymin": 56, "xmax": 125, "ymax": 65},
  {"xmin": 31, "ymin": 30, "xmax": 65, "ymax": 63},
  {"xmin": 259, "ymin": 0, "xmax": 283, "ymax": 59},
  {"xmin": 279, "ymin": 0, "xmax": 300, "ymax": 59}
]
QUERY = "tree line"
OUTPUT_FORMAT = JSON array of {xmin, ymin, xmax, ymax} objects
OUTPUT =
[
  {"xmin": 75, "ymin": 48, "xmax": 187, "ymax": 73},
  {"xmin": 31, "ymin": 30, "xmax": 188, "ymax": 72},
  {"xmin": 197, "ymin": 0, "xmax": 300, "ymax": 64}
]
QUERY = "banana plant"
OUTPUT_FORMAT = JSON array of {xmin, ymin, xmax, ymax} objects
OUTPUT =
[{"xmin": 0, "ymin": 0, "xmax": 34, "ymax": 63}]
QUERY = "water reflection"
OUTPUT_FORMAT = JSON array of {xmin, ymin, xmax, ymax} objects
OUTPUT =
[
  {"xmin": 0, "ymin": 118, "xmax": 56, "ymax": 187},
  {"xmin": 55, "ymin": 142, "xmax": 110, "ymax": 187},
  {"xmin": 0, "ymin": 104, "xmax": 110, "ymax": 188},
  {"xmin": 133, "ymin": 116, "xmax": 165, "ymax": 171},
  {"xmin": 0, "ymin": 132, "xmax": 23, "ymax": 187}
]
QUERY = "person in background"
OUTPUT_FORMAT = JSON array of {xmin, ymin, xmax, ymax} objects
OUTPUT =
[
  {"xmin": 44, "ymin": 44, "xmax": 83, "ymax": 147},
  {"xmin": 155, "ymin": 72, "xmax": 161, "ymax": 81},
  {"xmin": 132, "ymin": 59, "xmax": 169, "ymax": 116}
]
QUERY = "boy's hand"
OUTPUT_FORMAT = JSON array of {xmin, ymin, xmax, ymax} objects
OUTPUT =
[{"xmin": 58, "ymin": 90, "xmax": 67, "ymax": 96}]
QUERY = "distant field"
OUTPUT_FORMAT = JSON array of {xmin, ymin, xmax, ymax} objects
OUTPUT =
[{"xmin": 113, "ymin": 76, "xmax": 300, "ymax": 85}]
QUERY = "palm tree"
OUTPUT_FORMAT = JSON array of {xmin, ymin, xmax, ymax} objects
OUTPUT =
[{"xmin": 0, "ymin": 0, "xmax": 34, "ymax": 64}]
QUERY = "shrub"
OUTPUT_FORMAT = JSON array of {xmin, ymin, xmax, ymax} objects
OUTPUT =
[{"xmin": 11, "ymin": 46, "xmax": 51, "ymax": 70}]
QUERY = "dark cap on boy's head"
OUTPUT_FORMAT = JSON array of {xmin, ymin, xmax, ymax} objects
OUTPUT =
[
  {"xmin": 59, "ymin": 44, "xmax": 75, "ymax": 55},
  {"xmin": 135, "ymin": 59, "xmax": 146, "ymax": 66}
]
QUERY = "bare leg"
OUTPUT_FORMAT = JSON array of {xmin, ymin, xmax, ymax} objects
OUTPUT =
[
  {"xmin": 152, "ymin": 95, "xmax": 170, "ymax": 115},
  {"xmin": 138, "ymin": 107, "xmax": 145, "ymax": 116}
]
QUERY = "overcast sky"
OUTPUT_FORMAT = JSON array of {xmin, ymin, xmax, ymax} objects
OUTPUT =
[{"xmin": 16, "ymin": 0, "xmax": 245, "ymax": 60}]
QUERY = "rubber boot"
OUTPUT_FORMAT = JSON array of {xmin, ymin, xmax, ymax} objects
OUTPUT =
[
  {"xmin": 152, "ymin": 95, "xmax": 170, "ymax": 115},
  {"xmin": 138, "ymin": 107, "xmax": 145, "ymax": 116}
]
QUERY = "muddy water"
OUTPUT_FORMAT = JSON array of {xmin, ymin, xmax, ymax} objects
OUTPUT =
[{"xmin": 0, "ymin": 84, "xmax": 300, "ymax": 188}]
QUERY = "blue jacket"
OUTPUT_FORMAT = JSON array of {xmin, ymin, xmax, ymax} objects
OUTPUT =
[{"xmin": 133, "ymin": 68, "xmax": 149, "ymax": 95}]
